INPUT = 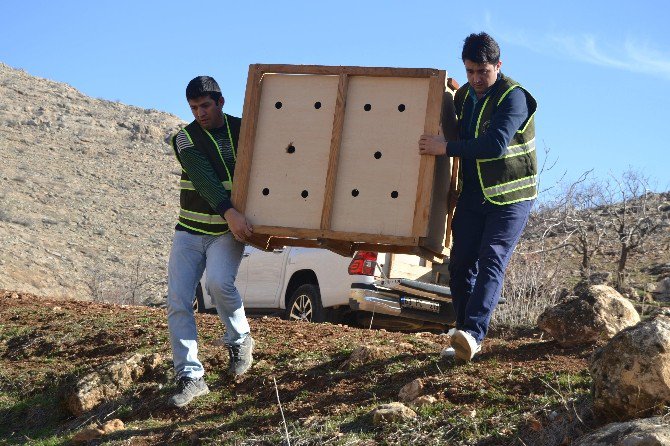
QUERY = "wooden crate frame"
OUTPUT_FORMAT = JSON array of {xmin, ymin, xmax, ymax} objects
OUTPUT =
[{"xmin": 232, "ymin": 64, "xmax": 450, "ymax": 259}]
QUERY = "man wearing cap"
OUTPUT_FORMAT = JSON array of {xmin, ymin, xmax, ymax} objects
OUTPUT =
[
  {"xmin": 419, "ymin": 32, "xmax": 537, "ymax": 363},
  {"xmin": 166, "ymin": 76, "xmax": 255, "ymax": 407}
]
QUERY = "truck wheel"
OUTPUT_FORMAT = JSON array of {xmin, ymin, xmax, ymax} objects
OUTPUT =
[
  {"xmin": 193, "ymin": 283, "xmax": 214, "ymax": 314},
  {"xmin": 287, "ymin": 284, "xmax": 326, "ymax": 323}
]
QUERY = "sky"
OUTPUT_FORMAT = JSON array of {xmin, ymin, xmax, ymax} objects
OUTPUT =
[{"xmin": 2, "ymin": 0, "xmax": 669, "ymax": 197}]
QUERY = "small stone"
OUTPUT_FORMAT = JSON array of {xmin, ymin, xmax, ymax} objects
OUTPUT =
[
  {"xmin": 411, "ymin": 395, "xmax": 437, "ymax": 407},
  {"xmin": 101, "ymin": 419, "xmax": 124, "ymax": 434},
  {"xmin": 371, "ymin": 402, "xmax": 417, "ymax": 425},
  {"xmin": 461, "ymin": 408, "xmax": 476, "ymax": 418},
  {"xmin": 399, "ymin": 378, "xmax": 424, "ymax": 402},
  {"xmin": 72, "ymin": 427, "xmax": 105, "ymax": 443}
]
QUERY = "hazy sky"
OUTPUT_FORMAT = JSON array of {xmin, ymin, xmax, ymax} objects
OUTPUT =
[{"xmin": 2, "ymin": 0, "xmax": 668, "ymax": 195}]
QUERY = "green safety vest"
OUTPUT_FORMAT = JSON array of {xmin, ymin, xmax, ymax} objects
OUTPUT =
[
  {"xmin": 170, "ymin": 114, "xmax": 240, "ymax": 234},
  {"xmin": 454, "ymin": 74, "xmax": 538, "ymax": 205}
]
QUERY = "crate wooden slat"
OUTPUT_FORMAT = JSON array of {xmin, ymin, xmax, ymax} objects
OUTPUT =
[{"xmin": 232, "ymin": 64, "xmax": 456, "ymax": 259}]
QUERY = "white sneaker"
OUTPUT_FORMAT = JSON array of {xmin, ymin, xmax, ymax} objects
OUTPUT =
[
  {"xmin": 450, "ymin": 330, "xmax": 481, "ymax": 362},
  {"xmin": 440, "ymin": 346, "xmax": 456, "ymax": 358},
  {"xmin": 440, "ymin": 328, "xmax": 458, "ymax": 358}
]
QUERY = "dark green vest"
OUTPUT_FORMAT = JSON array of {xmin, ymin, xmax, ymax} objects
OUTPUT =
[
  {"xmin": 171, "ymin": 114, "xmax": 240, "ymax": 234},
  {"xmin": 454, "ymin": 74, "xmax": 538, "ymax": 205}
]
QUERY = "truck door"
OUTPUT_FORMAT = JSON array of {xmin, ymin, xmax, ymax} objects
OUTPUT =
[{"xmin": 243, "ymin": 246, "xmax": 289, "ymax": 308}]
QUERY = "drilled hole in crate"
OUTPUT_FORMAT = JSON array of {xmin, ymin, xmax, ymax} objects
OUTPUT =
[
  {"xmin": 262, "ymin": 188, "xmax": 270, "ymax": 196},
  {"xmin": 352, "ymin": 189, "xmax": 359, "ymax": 197},
  {"xmin": 364, "ymin": 104, "xmax": 372, "ymax": 111},
  {"xmin": 314, "ymin": 101, "xmax": 322, "ymax": 109},
  {"xmin": 391, "ymin": 191, "xmax": 399, "ymax": 199},
  {"xmin": 286, "ymin": 144, "xmax": 296, "ymax": 154},
  {"xmin": 301, "ymin": 190, "xmax": 309, "ymax": 198},
  {"xmin": 275, "ymin": 101, "xmax": 282, "ymax": 109},
  {"xmin": 398, "ymin": 104, "xmax": 406, "ymax": 112},
  {"xmin": 374, "ymin": 151, "xmax": 382, "ymax": 159}
]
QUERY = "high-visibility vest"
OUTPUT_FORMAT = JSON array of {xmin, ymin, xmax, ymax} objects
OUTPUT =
[
  {"xmin": 455, "ymin": 74, "xmax": 538, "ymax": 205},
  {"xmin": 170, "ymin": 114, "xmax": 240, "ymax": 234}
]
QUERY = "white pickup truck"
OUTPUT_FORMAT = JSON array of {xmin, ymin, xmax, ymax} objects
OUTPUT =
[
  {"xmin": 196, "ymin": 245, "xmax": 457, "ymax": 329},
  {"xmin": 195, "ymin": 245, "xmax": 374, "ymax": 322}
]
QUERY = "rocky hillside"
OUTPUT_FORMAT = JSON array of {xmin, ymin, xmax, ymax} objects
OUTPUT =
[{"xmin": 0, "ymin": 63, "xmax": 185, "ymax": 301}]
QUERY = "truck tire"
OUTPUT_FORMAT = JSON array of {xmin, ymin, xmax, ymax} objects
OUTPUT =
[
  {"xmin": 193, "ymin": 283, "xmax": 215, "ymax": 314},
  {"xmin": 286, "ymin": 284, "xmax": 327, "ymax": 323}
]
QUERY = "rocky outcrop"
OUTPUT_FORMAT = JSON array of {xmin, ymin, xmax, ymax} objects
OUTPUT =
[
  {"xmin": 537, "ymin": 284, "xmax": 640, "ymax": 347},
  {"xmin": 590, "ymin": 316, "xmax": 670, "ymax": 421},
  {"xmin": 572, "ymin": 417, "xmax": 670, "ymax": 445},
  {"xmin": 65, "ymin": 353, "xmax": 162, "ymax": 415}
]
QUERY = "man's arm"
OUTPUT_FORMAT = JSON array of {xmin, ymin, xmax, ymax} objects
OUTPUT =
[
  {"xmin": 419, "ymin": 87, "xmax": 529, "ymax": 158},
  {"xmin": 446, "ymin": 88, "xmax": 529, "ymax": 158}
]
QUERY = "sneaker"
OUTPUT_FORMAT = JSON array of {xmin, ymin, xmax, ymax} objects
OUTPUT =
[
  {"xmin": 169, "ymin": 376, "xmax": 209, "ymax": 407},
  {"xmin": 440, "ymin": 346, "xmax": 456, "ymax": 358},
  {"xmin": 226, "ymin": 335, "xmax": 255, "ymax": 377},
  {"xmin": 440, "ymin": 328, "xmax": 458, "ymax": 358},
  {"xmin": 450, "ymin": 329, "xmax": 481, "ymax": 363}
]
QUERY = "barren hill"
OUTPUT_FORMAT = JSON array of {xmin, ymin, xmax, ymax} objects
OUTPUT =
[{"xmin": 0, "ymin": 63, "xmax": 186, "ymax": 301}]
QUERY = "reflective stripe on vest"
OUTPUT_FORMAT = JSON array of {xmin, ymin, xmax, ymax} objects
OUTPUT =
[
  {"xmin": 180, "ymin": 179, "xmax": 232, "ymax": 191},
  {"xmin": 478, "ymin": 138, "xmax": 536, "ymax": 160},
  {"xmin": 482, "ymin": 174, "xmax": 537, "ymax": 197},
  {"xmin": 179, "ymin": 209, "xmax": 226, "ymax": 224}
]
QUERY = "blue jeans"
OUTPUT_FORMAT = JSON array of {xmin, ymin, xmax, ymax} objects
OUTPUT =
[
  {"xmin": 166, "ymin": 230, "xmax": 250, "ymax": 379},
  {"xmin": 448, "ymin": 197, "xmax": 533, "ymax": 343}
]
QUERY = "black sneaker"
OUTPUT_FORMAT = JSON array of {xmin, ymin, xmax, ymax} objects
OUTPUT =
[
  {"xmin": 169, "ymin": 376, "xmax": 210, "ymax": 407},
  {"xmin": 226, "ymin": 335, "xmax": 255, "ymax": 377}
]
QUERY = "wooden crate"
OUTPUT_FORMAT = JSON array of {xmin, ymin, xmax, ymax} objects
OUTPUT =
[{"xmin": 232, "ymin": 64, "xmax": 459, "ymax": 260}]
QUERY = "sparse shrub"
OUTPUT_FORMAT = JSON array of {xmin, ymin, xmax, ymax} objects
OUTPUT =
[{"xmin": 493, "ymin": 242, "xmax": 565, "ymax": 327}]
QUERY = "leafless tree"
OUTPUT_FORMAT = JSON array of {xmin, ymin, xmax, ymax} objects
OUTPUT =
[
  {"xmin": 597, "ymin": 169, "xmax": 666, "ymax": 289},
  {"xmin": 88, "ymin": 269, "xmax": 107, "ymax": 303},
  {"xmin": 522, "ymin": 170, "xmax": 608, "ymax": 280},
  {"xmin": 124, "ymin": 257, "xmax": 151, "ymax": 305}
]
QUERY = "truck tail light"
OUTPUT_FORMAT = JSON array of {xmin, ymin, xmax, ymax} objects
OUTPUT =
[{"xmin": 348, "ymin": 251, "xmax": 378, "ymax": 276}]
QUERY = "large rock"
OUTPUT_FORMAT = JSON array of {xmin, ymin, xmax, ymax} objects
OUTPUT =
[
  {"xmin": 590, "ymin": 316, "xmax": 670, "ymax": 421},
  {"xmin": 65, "ymin": 353, "xmax": 162, "ymax": 415},
  {"xmin": 572, "ymin": 417, "xmax": 670, "ymax": 445},
  {"xmin": 537, "ymin": 284, "xmax": 640, "ymax": 347}
]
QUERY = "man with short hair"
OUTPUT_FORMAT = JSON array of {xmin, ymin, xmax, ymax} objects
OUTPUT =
[
  {"xmin": 419, "ymin": 33, "xmax": 537, "ymax": 362},
  {"xmin": 166, "ymin": 76, "xmax": 255, "ymax": 407}
]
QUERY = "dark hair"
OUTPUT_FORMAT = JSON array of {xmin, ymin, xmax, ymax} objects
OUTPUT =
[
  {"xmin": 186, "ymin": 76, "xmax": 223, "ymax": 101},
  {"xmin": 461, "ymin": 32, "xmax": 500, "ymax": 65}
]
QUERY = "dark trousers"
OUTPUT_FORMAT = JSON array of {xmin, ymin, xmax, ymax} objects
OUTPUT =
[{"xmin": 448, "ymin": 197, "xmax": 533, "ymax": 343}]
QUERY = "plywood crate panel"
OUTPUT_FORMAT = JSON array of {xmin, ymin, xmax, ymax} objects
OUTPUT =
[
  {"xmin": 244, "ymin": 74, "xmax": 339, "ymax": 229},
  {"xmin": 331, "ymin": 76, "xmax": 429, "ymax": 236},
  {"xmin": 233, "ymin": 64, "xmax": 458, "ymax": 260}
]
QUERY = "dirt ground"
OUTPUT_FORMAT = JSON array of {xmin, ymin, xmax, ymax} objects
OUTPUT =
[{"xmin": 0, "ymin": 290, "xmax": 597, "ymax": 445}]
